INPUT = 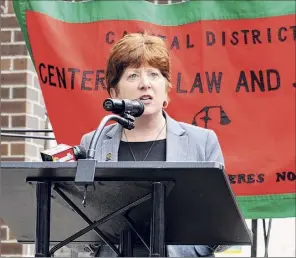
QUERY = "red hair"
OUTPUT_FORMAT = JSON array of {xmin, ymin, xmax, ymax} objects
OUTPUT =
[{"xmin": 106, "ymin": 32, "xmax": 172, "ymax": 95}]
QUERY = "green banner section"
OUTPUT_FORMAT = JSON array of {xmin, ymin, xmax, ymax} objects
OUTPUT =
[
  {"xmin": 237, "ymin": 193, "xmax": 296, "ymax": 219},
  {"xmin": 14, "ymin": 0, "xmax": 295, "ymax": 25}
]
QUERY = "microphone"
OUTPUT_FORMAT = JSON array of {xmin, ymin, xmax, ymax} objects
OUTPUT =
[
  {"xmin": 103, "ymin": 98, "xmax": 144, "ymax": 117},
  {"xmin": 40, "ymin": 144, "xmax": 86, "ymax": 162}
]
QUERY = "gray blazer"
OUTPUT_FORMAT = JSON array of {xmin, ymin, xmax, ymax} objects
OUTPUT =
[
  {"xmin": 80, "ymin": 112, "xmax": 224, "ymax": 165},
  {"xmin": 80, "ymin": 112, "xmax": 225, "ymax": 257}
]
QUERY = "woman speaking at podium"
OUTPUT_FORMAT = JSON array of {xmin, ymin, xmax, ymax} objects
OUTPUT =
[{"xmin": 80, "ymin": 33, "xmax": 226, "ymax": 257}]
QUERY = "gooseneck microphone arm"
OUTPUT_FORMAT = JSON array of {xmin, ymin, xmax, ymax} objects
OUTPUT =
[
  {"xmin": 75, "ymin": 112, "xmax": 136, "ymax": 209},
  {"xmin": 75, "ymin": 100, "xmax": 140, "ymax": 208},
  {"xmin": 87, "ymin": 113, "xmax": 135, "ymax": 159}
]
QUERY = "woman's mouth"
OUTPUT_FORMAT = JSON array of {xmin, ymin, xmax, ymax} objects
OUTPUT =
[{"xmin": 139, "ymin": 95, "xmax": 153, "ymax": 104}]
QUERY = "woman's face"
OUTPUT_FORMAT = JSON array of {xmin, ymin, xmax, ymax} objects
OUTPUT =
[{"xmin": 110, "ymin": 65, "xmax": 168, "ymax": 116}]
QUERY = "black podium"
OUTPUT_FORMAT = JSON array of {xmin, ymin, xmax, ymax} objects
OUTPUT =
[{"xmin": 0, "ymin": 161, "xmax": 252, "ymax": 257}]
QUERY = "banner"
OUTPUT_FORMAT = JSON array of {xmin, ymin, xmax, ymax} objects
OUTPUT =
[{"xmin": 13, "ymin": 0, "xmax": 296, "ymax": 218}]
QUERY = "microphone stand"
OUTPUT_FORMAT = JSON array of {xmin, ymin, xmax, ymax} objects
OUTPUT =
[
  {"xmin": 74, "ymin": 112, "xmax": 136, "ymax": 206},
  {"xmin": 87, "ymin": 112, "xmax": 135, "ymax": 159}
]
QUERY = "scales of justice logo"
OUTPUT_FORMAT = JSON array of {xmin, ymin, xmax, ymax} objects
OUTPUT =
[{"xmin": 192, "ymin": 105, "xmax": 231, "ymax": 128}]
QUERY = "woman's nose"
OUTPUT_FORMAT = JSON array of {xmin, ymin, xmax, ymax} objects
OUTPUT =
[{"xmin": 139, "ymin": 75, "xmax": 151, "ymax": 89}]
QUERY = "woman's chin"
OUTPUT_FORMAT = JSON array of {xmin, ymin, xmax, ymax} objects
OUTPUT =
[{"xmin": 142, "ymin": 108, "xmax": 162, "ymax": 116}]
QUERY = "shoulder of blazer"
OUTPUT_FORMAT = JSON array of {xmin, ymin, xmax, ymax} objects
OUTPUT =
[
  {"xmin": 178, "ymin": 121, "xmax": 213, "ymax": 138},
  {"xmin": 177, "ymin": 121, "xmax": 220, "ymax": 148},
  {"xmin": 80, "ymin": 123, "xmax": 118, "ymax": 149}
]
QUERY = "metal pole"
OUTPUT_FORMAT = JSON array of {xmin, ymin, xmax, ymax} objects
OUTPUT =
[
  {"xmin": 120, "ymin": 230, "xmax": 133, "ymax": 257},
  {"xmin": 251, "ymin": 219, "xmax": 258, "ymax": 257},
  {"xmin": 35, "ymin": 181, "xmax": 51, "ymax": 257},
  {"xmin": 1, "ymin": 133, "xmax": 55, "ymax": 140},
  {"xmin": 150, "ymin": 182, "xmax": 165, "ymax": 257}
]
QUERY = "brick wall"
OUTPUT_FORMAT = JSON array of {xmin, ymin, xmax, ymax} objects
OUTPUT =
[
  {"xmin": 0, "ymin": 218, "xmax": 23, "ymax": 257},
  {"xmin": 1, "ymin": 0, "xmax": 183, "ymax": 256}
]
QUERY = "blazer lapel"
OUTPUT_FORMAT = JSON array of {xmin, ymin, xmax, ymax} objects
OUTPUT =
[
  {"xmin": 165, "ymin": 112, "xmax": 189, "ymax": 161},
  {"xmin": 98, "ymin": 124, "xmax": 122, "ymax": 162}
]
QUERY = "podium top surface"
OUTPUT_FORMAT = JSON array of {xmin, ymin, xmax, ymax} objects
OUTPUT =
[
  {"xmin": 1, "ymin": 161, "xmax": 251, "ymax": 246},
  {"xmin": 1, "ymin": 161, "xmax": 223, "ymax": 168},
  {"xmin": 1, "ymin": 161, "xmax": 224, "ymax": 179}
]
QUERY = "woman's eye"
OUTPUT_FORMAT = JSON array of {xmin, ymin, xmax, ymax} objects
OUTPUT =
[
  {"xmin": 128, "ymin": 73, "xmax": 138, "ymax": 79},
  {"xmin": 150, "ymin": 72, "xmax": 159, "ymax": 77}
]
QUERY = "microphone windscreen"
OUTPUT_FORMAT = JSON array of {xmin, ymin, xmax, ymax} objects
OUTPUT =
[{"xmin": 73, "ymin": 145, "xmax": 87, "ymax": 159}]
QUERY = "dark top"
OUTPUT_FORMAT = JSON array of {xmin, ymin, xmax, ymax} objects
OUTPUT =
[{"xmin": 118, "ymin": 139, "xmax": 166, "ymax": 161}]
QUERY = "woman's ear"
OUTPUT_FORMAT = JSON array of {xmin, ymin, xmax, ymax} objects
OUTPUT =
[
  {"xmin": 110, "ymin": 88, "xmax": 117, "ymax": 99},
  {"xmin": 165, "ymin": 92, "xmax": 170, "ymax": 105}
]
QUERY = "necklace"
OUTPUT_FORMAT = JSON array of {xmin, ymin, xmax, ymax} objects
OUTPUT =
[{"xmin": 123, "ymin": 120, "xmax": 167, "ymax": 161}]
